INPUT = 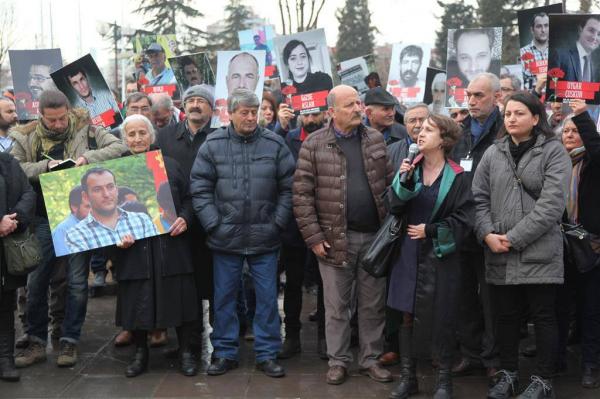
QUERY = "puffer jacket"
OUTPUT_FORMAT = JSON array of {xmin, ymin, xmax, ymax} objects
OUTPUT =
[
  {"xmin": 190, "ymin": 125, "xmax": 295, "ymax": 255},
  {"xmin": 472, "ymin": 133, "xmax": 571, "ymax": 285},
  {"xmin": 293, "ymin": 123, "xmax": 394, "ymax": 266}
]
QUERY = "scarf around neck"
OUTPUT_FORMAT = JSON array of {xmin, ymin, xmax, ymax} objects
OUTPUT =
[
  {"xmin": 567, "ymin": 146, "xmax": 586, "ymax": 223},
  {"xmin": 33, "ymin": 113, "xmax": 77, "ymax": 158}
]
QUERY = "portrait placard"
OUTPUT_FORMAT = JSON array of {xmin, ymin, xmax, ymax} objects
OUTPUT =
[
  {"xmin": 168, "ymin": 52, "xmax": 215, "ymax": 93},
  {"xmin": 386, "ymin": 43, "xmax": 431, "ymax": 104},
  {"xmin": 546, "ymin": 14, "xmax": 600, "ymax": 104},
  {"xmin": 40, "ymin": 150, "xmax": 175, "ymax": 256},
  {"xmin": 273, "ymin": 29, "xmax": 334, "ymax": 114},
  {"xmin": 239, "ymin": 25, "xmax": 278, "ymax": 78},
  {"xmin": 445, "ymin": 27, "xmax": 503, "ymax": 107},
  {"xmin": 9, "ymin": 49, "xmax": 62, "ymax": 121},
  {"xmin": 51, "ymin": 54, "xmax": 122, "ymax": 129},
  {"xmin": 517, "ymin": 3, "xmax": 563, "ymax": 90},
  {"xmin": 211, "ymin": 50, "xmax": 266, "ymax": 128}
]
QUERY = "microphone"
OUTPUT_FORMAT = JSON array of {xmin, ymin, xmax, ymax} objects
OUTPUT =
[{"xmin": 399, "ymin": 143, "xmax": 420, "ymax": 184}]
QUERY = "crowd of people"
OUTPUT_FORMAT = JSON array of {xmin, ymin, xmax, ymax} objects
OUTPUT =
[{"xmin": 0, "ymin": 64, "xmax": 598, "ymax": 399}]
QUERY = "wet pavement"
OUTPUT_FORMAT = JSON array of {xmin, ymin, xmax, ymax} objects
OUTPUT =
[{"xmin": 1, "ymin": 283, "xmax": 597, "ymax": 398}]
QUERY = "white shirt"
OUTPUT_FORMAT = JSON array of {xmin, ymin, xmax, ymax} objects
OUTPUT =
[{"xmin": 576, "ymin": 41, "xmax": 593, "ymax": 80}]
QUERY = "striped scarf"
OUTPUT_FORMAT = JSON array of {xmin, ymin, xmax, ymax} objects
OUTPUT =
[{"xmin": 567, "ymin": 146, "xmax": 586, "ymax": 224}]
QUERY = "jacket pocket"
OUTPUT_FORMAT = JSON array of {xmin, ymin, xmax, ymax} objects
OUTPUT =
[
  {"xmin": 519, "ymin": 228, "xmax": 560, "ymax": 263},
  {"xmin": 484, "ymin": 247, "xmax": 508, "ymax": 266}
]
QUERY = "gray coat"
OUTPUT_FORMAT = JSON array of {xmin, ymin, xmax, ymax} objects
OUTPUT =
[{"xmin": 472, "ymin": 133, "xmax": 570, "ymax": 285}]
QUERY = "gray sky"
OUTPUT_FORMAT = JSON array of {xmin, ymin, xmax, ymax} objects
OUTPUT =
[{"xmin": 10, "ymin": 0, "xmax": 441, "ymax": 70}]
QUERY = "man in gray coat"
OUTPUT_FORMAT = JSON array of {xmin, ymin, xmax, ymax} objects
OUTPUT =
[{"xmin": 190, "ymin": 88, "xmax": 295, "ymax": 378}]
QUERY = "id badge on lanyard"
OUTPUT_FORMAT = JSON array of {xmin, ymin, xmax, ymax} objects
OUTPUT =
[{"xmin": 460, "ymin": 152, "xmax": 473, "ymax": 172}]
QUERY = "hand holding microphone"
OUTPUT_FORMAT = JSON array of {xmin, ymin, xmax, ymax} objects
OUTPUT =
[{"xmin": 399, "ymin": 143, "xmax": 419, "ymax": 184}]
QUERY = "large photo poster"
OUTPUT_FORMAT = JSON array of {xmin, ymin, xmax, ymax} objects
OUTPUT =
[
  {"xmin": 9, "ymin": 49, "xmax": 62, "ymax": 121},
  {"xmin": 546, "ymin": 14, "xmax": 600, "ymax": 104},
  {"xmin": 386, "ymin": 43, "xmax": 431, "ymax": 104},
  {"xmin": 273, "ymin": 28, "xmax": 334, "ymax": 114},
  {"xmin": 422, "ymin": 67, "xmax": 447, "ymax": 115},
  {"xmin": 40, "ymin": 150, "xmax": 175, "ymax": 256},
  {"xmin": 517, "ymin": 3, "xmax": 563, "ymax": 90},
  {"xmin": 239, "ymin": 25, "xmax": 278, "ymax": 79},
  {"xmin": 446, "ymin": 27, "xmax": 503, "ymax": 108},
  {"xmin": 168, "ymin": 52, "xmax": 215, "ymax": 93},
  {"xmin": 51, "ymin": 54, "xmax": 123, "ymax": 129},
  {"xmin": 134, "ymin": 34, "xmax": 179, "ymax": 98},
  {"xmin": 211, "ymin": 50, "xmax": 266, "ymax": 128},
  {"xmin": 337, "ymin": 54, "xmax": 375, "ymax": 95}
]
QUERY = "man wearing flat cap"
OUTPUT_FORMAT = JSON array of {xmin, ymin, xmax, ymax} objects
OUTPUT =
[
  {"xmin": 145, "ymin": 43, "xmax": 177, "ymax": 86},
  {"xmin": 156, "ymin": 84, "xmax": 216, "ymax": 355},
  {"xmin": 364, "ymin": 87, "xmax": 408, "ymax": 146}
]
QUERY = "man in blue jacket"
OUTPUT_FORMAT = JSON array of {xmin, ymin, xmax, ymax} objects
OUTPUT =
[{"xmin": 190, "ymin": 88, "xmax": 295, "ymax": 378}]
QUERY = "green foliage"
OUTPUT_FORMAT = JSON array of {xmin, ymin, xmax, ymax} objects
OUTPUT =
[
  {"xmin": 40, "ymin": 154, "xmax": 160, "ymax": 231},
  {"xmin": 134, "ymin": 0, "xmax": 205, "ymax": 51},
  {"xmin": 215, "ymin": 0, "xmax": 255, "ymax": 51},
  {"xmin": 335, "ymin": 0, "xmax": 377, "ymax": 62}
]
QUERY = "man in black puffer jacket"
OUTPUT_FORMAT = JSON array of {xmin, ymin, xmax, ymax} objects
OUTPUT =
[{"xmin": 190, "ymin": 88, "xmax": 295, "ymax": 378}]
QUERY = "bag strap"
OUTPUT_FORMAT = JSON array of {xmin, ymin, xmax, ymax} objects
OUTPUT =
[{"xmin": 87, "ymin": 125, "xmax": 98, "ymax": 150}]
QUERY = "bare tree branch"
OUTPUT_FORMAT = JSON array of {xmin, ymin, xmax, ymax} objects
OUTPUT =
[
  {"xmin": 309, "ymin": 0, "xmax": 326, "ymax": 29},
  {"xmin": 285, "ymin": 0, "xmax": 293, "ymax": 34},
  {"xmin": 299, "ymin": 0, "xmax": 305, "ymax": 31},
  {"xmin": 278, "ymin": 0, "xmax": 287, "ymax": 35},
  {"xmin": 0, "ymin": 2, "xmax": 16, "ymax": 68},
  {"xmin": 307, "ymin": 0, "xmax": 317, "ymax": 28}
]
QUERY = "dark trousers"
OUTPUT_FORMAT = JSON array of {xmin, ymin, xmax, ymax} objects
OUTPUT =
[
  {"xmin": 491, "ymin": 284, "xmax": 559, "ymax": 378},
  {"xmin": 581, "ymin": 266, "xmax": 600, "ymax": 368},
  {"xmin": 456, "ymin": 249, "xmax": 498, "ymax": 367},
  {"xmin": 0, "ymin": 289, "xmax": 17, "ymax": 333},
  {"xmin": 280, "ymin": 245, "xmax": 306, "ymax": 337}
]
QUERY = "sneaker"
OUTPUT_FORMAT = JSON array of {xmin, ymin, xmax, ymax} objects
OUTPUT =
[
  {"xmin": 488, "ymin": 369, "xmax": 519, "ymax": 399},
  {"xmin": 516, "ymin": 376, "xmax": 554, "ymax": 399},
  {"xmin": 56, "ymin": 341, "xmax": 78, "ymax": 367},
  {"xmin": 15, "ymin": 341, "xmax": 46, "ymax": 368},
  {"xmin": 93, "ymin": 271, "xmax": 107, "ymax": 287}
]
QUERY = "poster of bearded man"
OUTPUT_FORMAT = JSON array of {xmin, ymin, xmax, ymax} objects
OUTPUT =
[{"xmin": 386, "ymin": 43, "xmax": 431, "ymax": 104}]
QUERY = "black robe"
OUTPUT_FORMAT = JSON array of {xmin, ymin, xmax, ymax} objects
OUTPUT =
[{"xmin": 389, "ymin": 156, "xmax": 474, "ymax": 362}]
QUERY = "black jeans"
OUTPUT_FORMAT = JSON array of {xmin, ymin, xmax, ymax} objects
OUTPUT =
[
  {"xmin": 456, "ymin": 249, "xmax": 498, "ymax": 367},
  {"xmin": 0, "ymin": 289, "xmax": 17, "ymax": 346},
  {"xmin": 280, "ymin": 245, "xmax": 306, "ymax": 337},
  {"xmin": 491, "ymin": 284, "xmax": 559, "ymax": 378}
]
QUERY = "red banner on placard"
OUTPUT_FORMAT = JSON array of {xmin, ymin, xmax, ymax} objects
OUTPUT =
[
  {"xmin": 390, "ymin": 87, "xmax": 421, "ymax": 98},
  {"xmin": 145, "ymin": 150, "xmax": 168, "ymax": 190},
  {"xmin": 265, "ymin": 65, "xmax": 277, "ymax": 77},
  {"xmin": 452, "ymin": 88, "xmax": 466, "ymax": 104},
  {"xmin": 555, "ymin": 89, "xmax": 597, "ymax": 100},
  {"xmin": 91, "ymin": 109, "xmax": 116, "ymax": 128},
  {"xmin": 290, "ymin": 90, "xmax": 328, "ymax": 111},
  {"xmin": 527, "ymin": 60, "xmax": 548, "ymax": 74},
  {"xmin": 143, "ymin": 84, "xmax": 177, "ymax": 96},
  {"xmin": 554, "ymin": 81, "xmax": 600, "ymax": 91}
]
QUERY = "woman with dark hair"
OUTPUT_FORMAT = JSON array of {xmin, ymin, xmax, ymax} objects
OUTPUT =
[
  {"xmin": 281, "ymin": 39, "xmax": 333, "ymax": 95},
  {"xmin": 388, "ymin": 114, "xmax": 474, "ymax": 399},
  {"xmin": 558, "ymin": 99, "xmax": 600, "ymax": 389},
  {"xmin": 473, "ymin": 91, "xmax": 571, "ymax": 398},
  {"xmin": 0, "ymin": 152, "xmax": 35, "ymax": 382},
  {"xmin": 259, "ymin": 91, "xmax": 278, "ymax": 131},
  {"xmin": 106, "ymin": 114, "xmax": 198, "ymax": 378}
]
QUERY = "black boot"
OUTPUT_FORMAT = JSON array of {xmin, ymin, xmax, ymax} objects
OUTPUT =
[
  {"xmin": 125, "ymin": 330, "xmax": 148, "ymax": 378},
  {"xmin": 433, "ymin": 368, "xmax": 453, "ymax": 399},
  {"xmin": 0, "ymin": 305, "xmax": 19, "ymax": 382},
  {"xmin": 278, "ymin": 334, "xmax": 301, "ymax": 359},
  {"xmin": 389, "ymin": 326, "xmax": 418, "ymax": 399},
  {"xmin": 176, "ymin": 325, "xmax": 197, "ymax": 377}
]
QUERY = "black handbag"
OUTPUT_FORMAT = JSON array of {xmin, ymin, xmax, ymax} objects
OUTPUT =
[
  {"xmin": 359, "ymin": 213, "xmax": 404, "ymax": 278},
  {"xmin": 561, "ymin": 223, "xmax": 600, "ymax": 273},
  {"xmin": 3, "ymin": 228, "xmax": 41, "ymax": 276}
]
